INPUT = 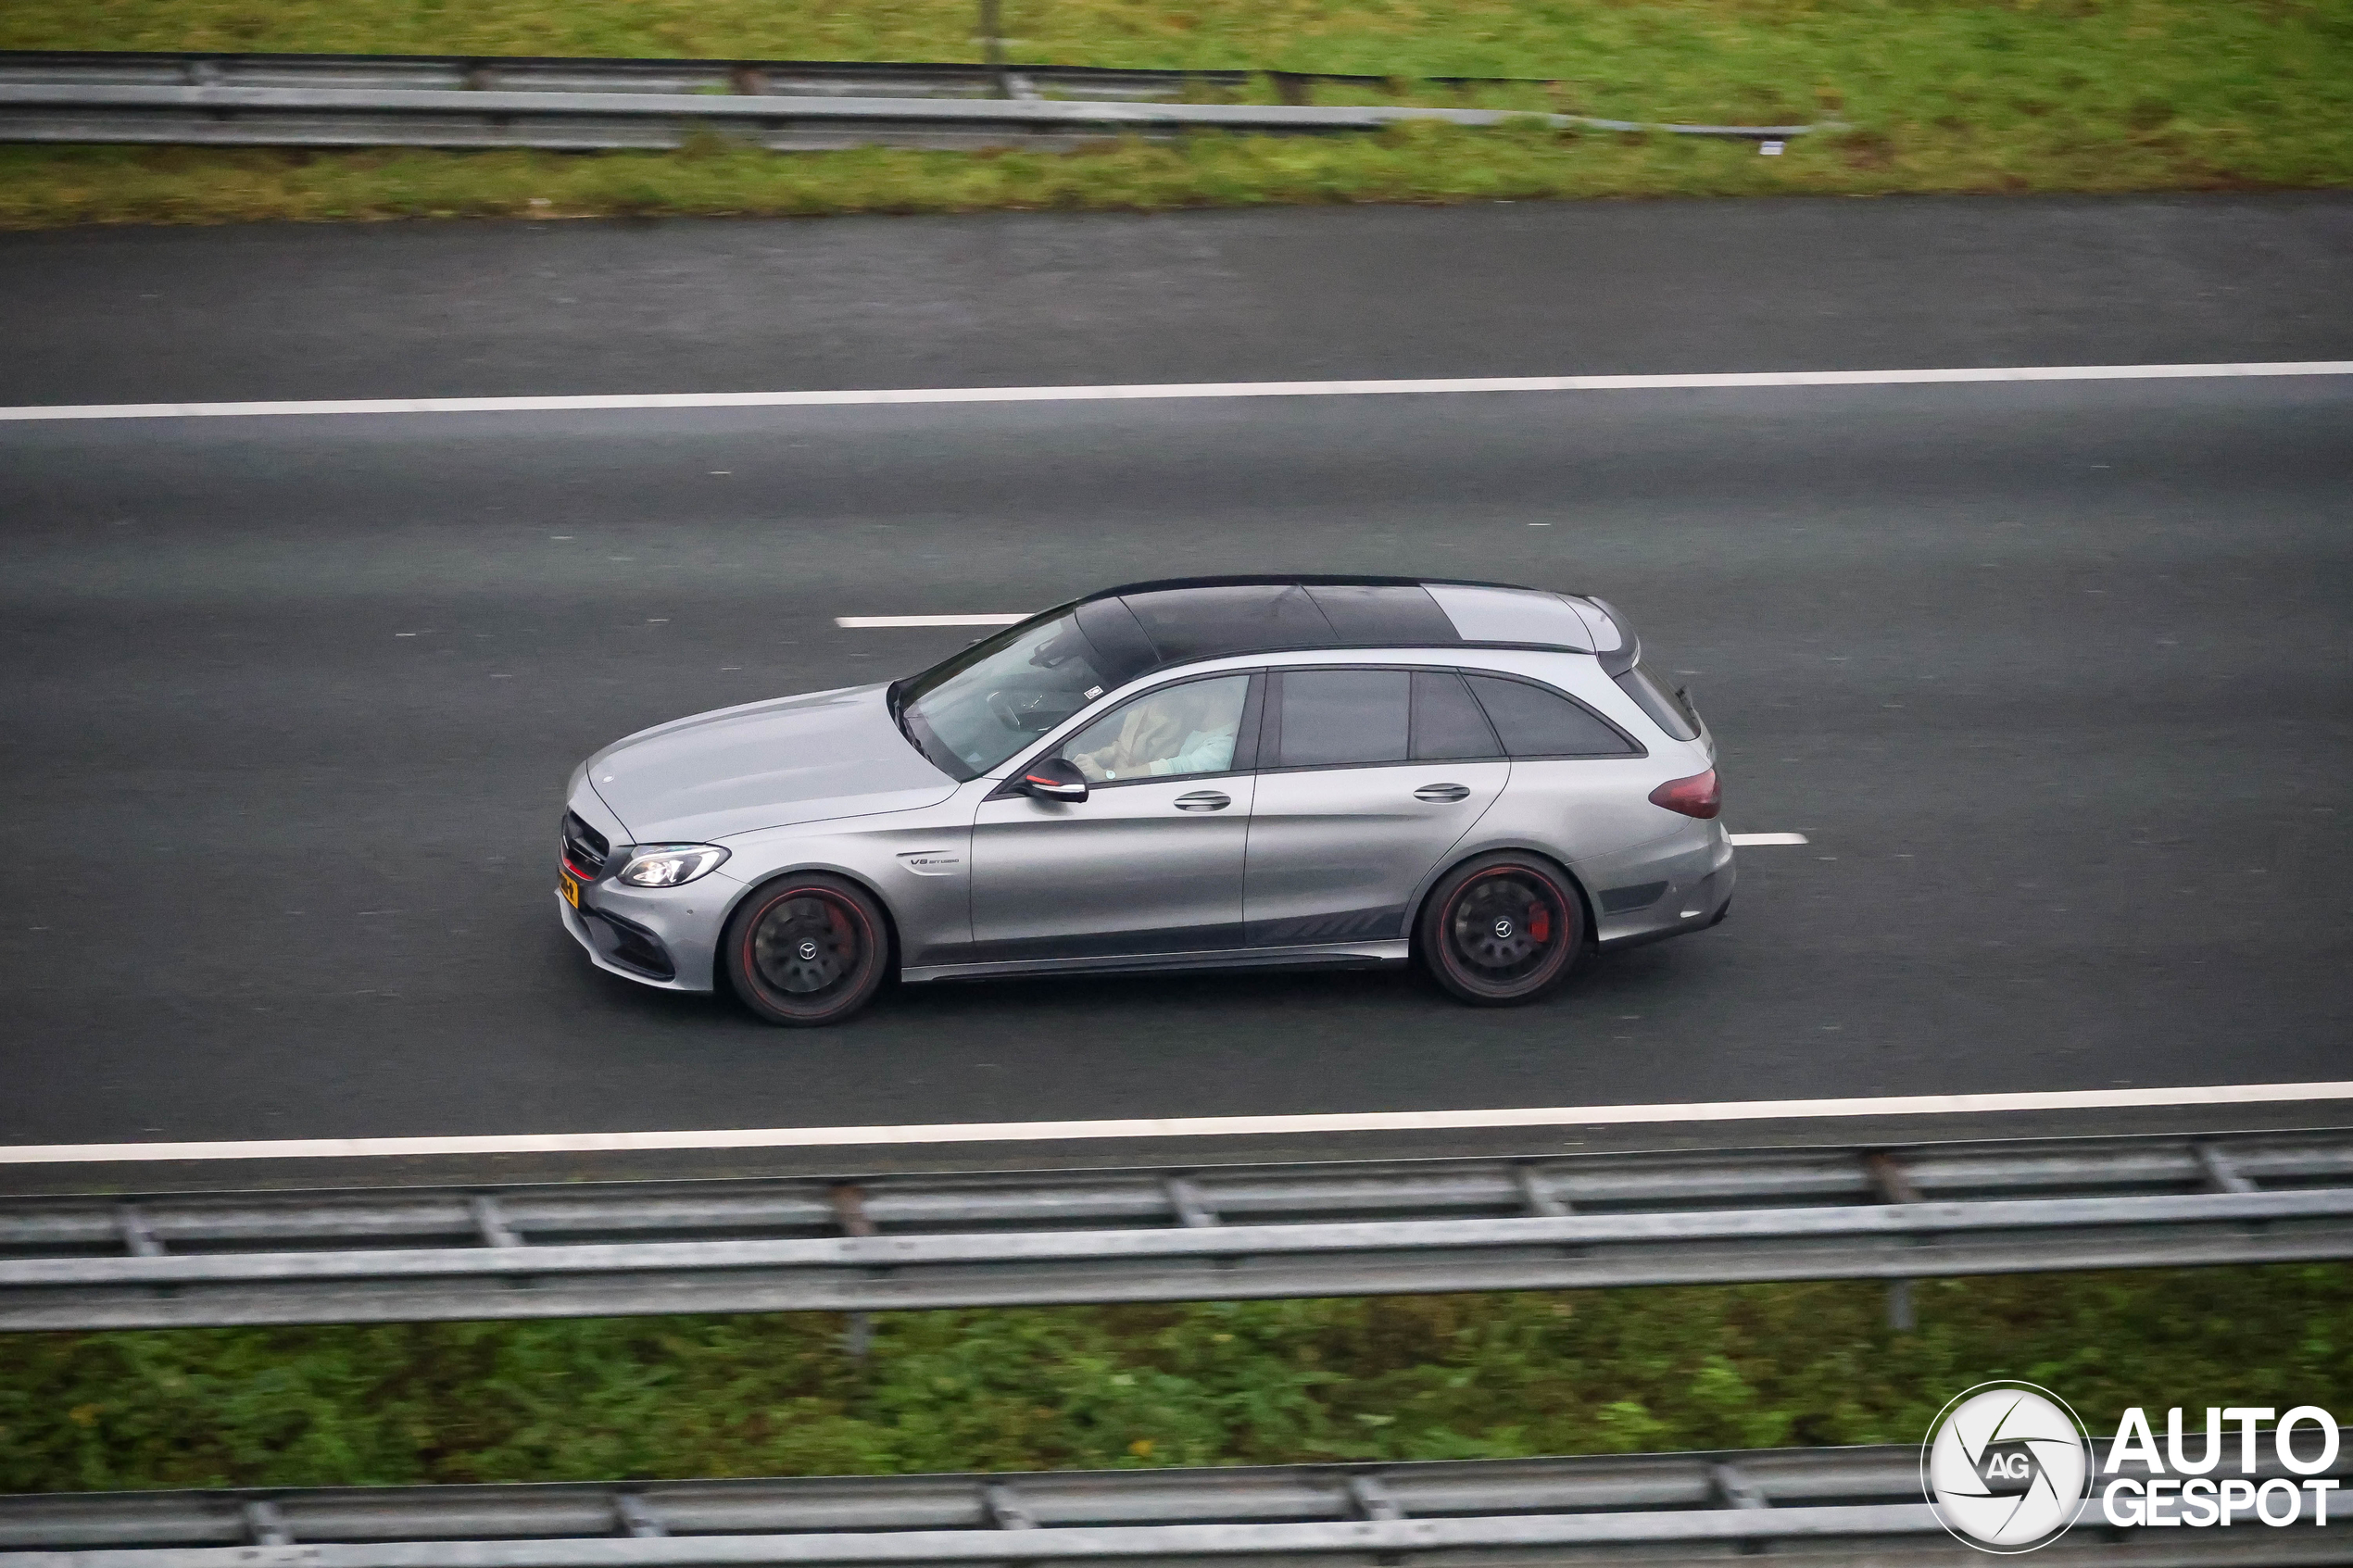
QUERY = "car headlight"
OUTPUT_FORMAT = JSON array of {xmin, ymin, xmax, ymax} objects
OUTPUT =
[{"xmin": 615, "ymin": 845, "xmax": 730, "ymax": 887}]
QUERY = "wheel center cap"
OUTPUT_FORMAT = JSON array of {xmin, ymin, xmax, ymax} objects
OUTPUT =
[
  {"xmin": 1493, "ymin": 918, "xmax": 1515, "ymax": 939},
  {"xmin": 797, "ymin": 939, "xmax": 820, "ymax": 960}
]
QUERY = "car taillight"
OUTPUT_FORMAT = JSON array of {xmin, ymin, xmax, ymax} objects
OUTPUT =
[{"xmin": 1648, "ymin": 768, "xmax": 1720, "ymax": 820}]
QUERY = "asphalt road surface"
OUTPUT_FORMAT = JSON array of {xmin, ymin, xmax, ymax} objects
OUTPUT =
[{"xmin": 2, "ymin": 195, "xmax": 2347, "ymax": 1191}]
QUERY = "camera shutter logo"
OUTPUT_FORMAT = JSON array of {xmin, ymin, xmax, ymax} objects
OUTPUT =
[{"xmin": 1922, "ymin": 1383, "xmax": 2092, "ymax": 1552}]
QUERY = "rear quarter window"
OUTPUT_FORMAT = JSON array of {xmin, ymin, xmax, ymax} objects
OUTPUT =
[
  {"xmin": 1613, "ymin": 661, "xmax": 1702, "ymax": 742},
  {"xmin": 1463, "ymin": 673, "xmax": 1641, "ymax": 759},
  {"xmin": 1408, "ymin": 671, "xmax": 1502, "ymax": 760}
]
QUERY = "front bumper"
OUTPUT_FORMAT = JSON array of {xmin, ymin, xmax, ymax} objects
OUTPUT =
[
  {"xmin": 557, "ymin": 878, "xmax": 729, "ymax": 992},
  {"xmin": 557, "ymin": 782, "xmax": 732, "ymax": 992}
]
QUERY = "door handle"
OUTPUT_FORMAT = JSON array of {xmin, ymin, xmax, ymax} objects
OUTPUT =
[
  {"xmin": 1174, "ymin": 790, "xmax": 1231, "ymax": 812},
  {"xmin": 1414, "ymin": 783, "xmax": 1472, "ymax": 803}
]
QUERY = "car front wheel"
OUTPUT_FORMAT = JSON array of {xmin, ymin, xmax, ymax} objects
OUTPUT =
[
  {"xmin": 722, "ymin": 873, "xmax": 890, "ymax": 1026},
  {"xmin": 1418, "ymin": 853, "xmax": 1583, "ymax": 1006}
]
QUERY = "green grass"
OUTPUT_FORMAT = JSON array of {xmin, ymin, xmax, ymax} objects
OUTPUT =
[
  {"xmin": 6, "ymin": 1266, "xmax": 2350, "ymax": 1493},
  {"xmin": 2, "ymin": 1, "xmax": 2350, "ymax": 227}
]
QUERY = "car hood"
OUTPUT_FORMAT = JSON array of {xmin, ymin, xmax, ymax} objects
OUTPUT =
[{"xmin": 585, "ymin": 683, "xmax": 959, "ymax": 844}]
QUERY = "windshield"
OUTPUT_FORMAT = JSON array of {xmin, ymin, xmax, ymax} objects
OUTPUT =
[{"xmin": 895, "ymin": 612, "xmax": 1140, "ymax": 779}]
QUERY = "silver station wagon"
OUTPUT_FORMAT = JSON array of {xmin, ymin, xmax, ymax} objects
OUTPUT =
[{"xmin": 559, "ymin": 577, "xmax": 1731, "ymax": 1025}]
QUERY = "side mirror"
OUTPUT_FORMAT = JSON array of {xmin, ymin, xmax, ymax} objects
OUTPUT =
[{"xmin": 1017, "ymin": 757, "xmax": 1089, "ymax": 802}]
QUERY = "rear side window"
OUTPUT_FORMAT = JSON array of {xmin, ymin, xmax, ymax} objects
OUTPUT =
[
  {"xmin": 1614, "ymin": 661, "xmax": 1701, "ymax": 742},
  {"xmin": 1464, "ymin": 674, "xmax": 1640, "ymax": 758},
  {"xmin": 1274, "ymin": 669, "xmax": 1409, "ymax": 767},
  {"xmin": 1409, "ymin": 671, "xmax": 1502, "ymax": 760}
]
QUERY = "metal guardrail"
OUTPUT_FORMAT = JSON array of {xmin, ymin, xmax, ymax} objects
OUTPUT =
[
  {"xmin": 5, "ymin": 1436, "xmax": 2349, "ymax": 1565},
  {"xmin": 1, "ymin": 50, "xmax": 1554, "ymax": 102},
  {"xmin": 0, "ymin": 50, "xmax": 1828, "ymax": 151},
  {"xmin": 5, "ymin": 1131, "xmax": 2348, "ymax": 1331}
]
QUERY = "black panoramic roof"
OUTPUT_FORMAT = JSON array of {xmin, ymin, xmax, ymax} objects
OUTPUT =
[
  {"xmin": 1076, "ymin": 573, "xmax": 1542, "ymax": 602},
  {"xmin": 1058, "ymin": 574, "xmax": 1610, "ymax": 673}
]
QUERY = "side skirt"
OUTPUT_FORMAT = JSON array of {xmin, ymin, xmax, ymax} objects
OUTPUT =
[{"xmin": 901, "ymin": 941, "xmax": 1410, "ymax": 985}]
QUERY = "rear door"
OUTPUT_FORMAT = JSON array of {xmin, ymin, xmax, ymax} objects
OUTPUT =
[{"xmin": 1242, "ymin": 668, "xmax": 1509, "ymax": 947}]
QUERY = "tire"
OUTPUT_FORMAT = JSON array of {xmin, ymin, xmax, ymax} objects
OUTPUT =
[
  {"xmin": 1416, "ymin": 852, "xmax": 1584, "ymax": 1007},
  {"xmin": 722, "ymin": 873, "xmax": 891, "ymax": 1026}
]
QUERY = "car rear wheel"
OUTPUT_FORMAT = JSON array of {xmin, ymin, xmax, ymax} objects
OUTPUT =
[
  {"xmin": 1418, "ymin": 853, "xmax": 1583, "ymax": 1006},
  {"xmin": 723, "ymin": 874, "xmax": 889, "ymax": 1026}
]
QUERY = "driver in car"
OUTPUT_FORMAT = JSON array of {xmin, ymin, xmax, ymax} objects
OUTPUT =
[{"xmin": 1068, "ymin": 683, "xmax": 1239, "ymax": 783}]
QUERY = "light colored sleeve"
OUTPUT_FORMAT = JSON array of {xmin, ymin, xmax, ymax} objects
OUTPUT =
[{"xmin": 1149, "ymin": 728, "xmax": 1237, "ymax": 777}]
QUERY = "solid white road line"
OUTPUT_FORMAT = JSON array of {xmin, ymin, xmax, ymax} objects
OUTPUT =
[
  {"xmin": 4, "ymin": 1081, "xmax": 2348, "ymax": 1166},
  {"xmin": 1727, "ymin": 833, "xmax": 1811, "ymax": 847},
  {"xmin": 3, "ymin": 361, "xmax": 2348, "ymax": 423},
  {"xmin": 836, "ymin": 614, "xmax": 1030, "ymax": 628}
]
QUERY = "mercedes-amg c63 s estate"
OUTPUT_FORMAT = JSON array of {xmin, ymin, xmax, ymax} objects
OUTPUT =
[{"xmin": 558, "ymin": 577, "xmax": 1730, "ymax": 1025}]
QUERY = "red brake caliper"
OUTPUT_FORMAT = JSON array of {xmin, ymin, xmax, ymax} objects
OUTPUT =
[{"xmin": 1528, "ymin": 902, "xmax": 1552, "ymax": 943}]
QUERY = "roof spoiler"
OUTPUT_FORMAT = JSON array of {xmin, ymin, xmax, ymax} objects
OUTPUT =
[{"xmin": 1568, "ymin": 595, "xmax": 1642, "ymax": 677}]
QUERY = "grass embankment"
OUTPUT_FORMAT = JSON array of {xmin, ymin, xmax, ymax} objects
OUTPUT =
[
  {"xmin": 2, "ymin": 0, "xmax": 2350, "ymax": 227},
  {"xmin": 6, "ymin": 1266, "xmax": 2349, "ymax": 1493}
]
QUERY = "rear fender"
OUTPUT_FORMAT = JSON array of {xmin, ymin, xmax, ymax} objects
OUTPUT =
[{"xmin": 1407, "ymin": 845, "xmax": 1598, "ymax": 957}]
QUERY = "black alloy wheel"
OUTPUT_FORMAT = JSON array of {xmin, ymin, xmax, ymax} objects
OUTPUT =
[
  {"xmin": 1417, "ymin": 853, "xmax": 1583, "ymax": 1006},
  {"xmin": 722, "ymin": 873, "xmax": 890, "ymax": 1026}
]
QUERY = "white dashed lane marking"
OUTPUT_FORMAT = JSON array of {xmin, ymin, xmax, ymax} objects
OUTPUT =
[{"xmin": 1727, "ymin": 833, "xmax": 1810, "ymax": 847}]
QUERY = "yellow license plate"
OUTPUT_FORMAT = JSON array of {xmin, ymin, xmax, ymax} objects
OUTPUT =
[{"xmin": 560, "ymin": 872, "xmax": 580, "ymax": 908}]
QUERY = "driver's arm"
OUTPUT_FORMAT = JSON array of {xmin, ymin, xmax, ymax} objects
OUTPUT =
[{"xmin": 1149, "ymin": 727, "xmax": 1236, "ymax": 776}]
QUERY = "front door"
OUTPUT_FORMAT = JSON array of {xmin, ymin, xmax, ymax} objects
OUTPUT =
[
  {"xmin": 969, "ymin": 672, "xmax": 1259, "ymax": 963},
  {"xmin": 1244, "ymin": 668, "xmax": 1508, "ymax": 946}
]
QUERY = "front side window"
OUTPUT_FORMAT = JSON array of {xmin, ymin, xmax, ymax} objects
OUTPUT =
[
  {"xmin": 896, "ymin": 613, "xmax": 1150, "ymax": 779},
  {"xmin": 1061, "ymin": 674, "xmax": 1252, "ymax": 784},
  {"xmin": 1275, "ymin": 669, "xmax": 1410, "ymax": 768}
]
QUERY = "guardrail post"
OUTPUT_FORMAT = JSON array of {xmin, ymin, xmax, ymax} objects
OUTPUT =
[
  {"xmin": 241, "ymin": 1499, "xmax": 292, "ymax": 1547},
  {"xmin": 1516, "ymin": 1164, "xmax": 1571, "ymax": 1217},
  {"xmin": 1709, "ymin": 1462, "xmax": 1769, "ymax": 1510},
  {"xmin": 984, "ymin": 1481, "xmax": 1039, "ymax": 1529},
  {"xmin": 114, "ymin": 1203, "xmax": 165, "ymax": 1258},
  {"xmin": 1347, "ymin": 1475, "xmax": 1403, "ymax": 1520},
  {"xmin": 832, "ymin": 1183, "xmax": 878, "ymax": 1360},
  {"xmin": 979, "ymin": 0, "xmax": 1008, "ymax": 96},
  {"xmin": 613, "ymin": 1493, "xmax": 666, "ymax": 1538},
  {"xmin": 1164, "ymin": 1176, "xmax": 1219, "ymax": 1227},
  {"xmin": 1866, "ymin": 1153, "xmax": 1922, "ymax": 1333},
  {"xmin": 1348, "ymin": 1474, "xmax": 1406, "ymax": 1567},
  {"xmin": 2196, "ymin": 1142, "xmax": 2259, "ymax": 1193},
  {"xmin": 469, "ymin": 1195, "xmax": 523, "ymax": 1249}
]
